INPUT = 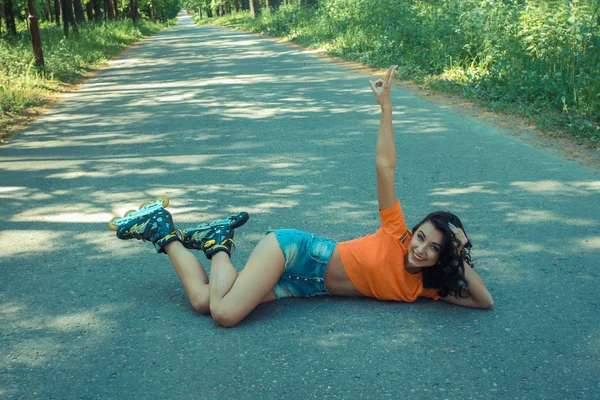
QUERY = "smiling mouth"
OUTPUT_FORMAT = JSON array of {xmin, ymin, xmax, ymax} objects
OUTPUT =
[{"xmin": 412, "ymin": 251, "xmax": 425, "ymax": 262}]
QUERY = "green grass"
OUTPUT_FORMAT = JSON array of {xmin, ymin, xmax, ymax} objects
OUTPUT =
[
  {"xmin": 0, "ymin": 19, "xmax": 174, "ymax": 139},
  {"xmin": 194, "ymin": 1, "xmax": 600, "ymax": 149}
]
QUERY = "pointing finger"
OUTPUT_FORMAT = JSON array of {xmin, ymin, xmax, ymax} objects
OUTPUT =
[{"xmin": 385, "ymin": 65, "xmax": 397, "ymax": 85}]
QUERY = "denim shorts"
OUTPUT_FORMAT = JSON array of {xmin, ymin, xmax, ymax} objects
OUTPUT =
[{"xmin": 267, "ymin": 228, "xmax": 337, "ymax": 299}]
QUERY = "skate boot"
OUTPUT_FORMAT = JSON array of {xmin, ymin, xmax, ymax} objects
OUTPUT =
[
  {"xmin": 108, "ymin": 196, "xmax": 182, "ymax": 253},
  {"xmin": 182, "ymin": 212, "xmax": 249, "ymax": 259}
]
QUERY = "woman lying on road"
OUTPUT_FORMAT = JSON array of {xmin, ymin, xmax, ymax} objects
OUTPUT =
[{"xmin": 111, "ymin": 65, "xmax": 494, "ymax": 327}]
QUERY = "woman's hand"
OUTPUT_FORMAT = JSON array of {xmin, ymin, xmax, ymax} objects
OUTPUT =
[
  {"xmin": 448, "ymin": 222, "xmax": 469, "ymax": 256},
  {"xmin": 370, "ymin": 65, "xmax": 397, "ymax": 108}
]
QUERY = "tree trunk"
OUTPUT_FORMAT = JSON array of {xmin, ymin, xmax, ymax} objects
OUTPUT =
[
  {"xmin": 112, "ymin": 0, "xmax": 118, "ymax": 19},
  {"xmin": 46, "ymin": 0, "xmax": 53, "ymax": 22},
  {"xmin": 92, "ymin": 0, "xmax": 101, "ymax": 20},
  {"xmin": 106, "ymin": 0, "xmax": 114, "ymax": 19},
  {"xmin": 54, "ymin": 0, "xmax": 61, "ymax": 26},
  {"xmin": 26, "ymin": 0, "xmax": 44, "ymax": 65},
  {"xmin": 73, "ymin": 0, "xmax": 85, "ymax": 24},
  {"xmin": 130, "ymin": 0, "xmax": 138, "ymax": 23},
  {"xmin": 4, "ymin": 0, "xmax": 16, "ymax": 35},
  {"xmin": 249, "ymin": 0, "xmax": 260, "ymax": 18},
  {"xmin": 151, "ymin": 0, "xmax": 155, "ymax": 23},
  {"xmin": 62, "ymin": 0, "xmax": 78, "ymax": 35},
  {"xmin": 85, "ymin": 0, "xmax": 92, "ymax": 20}
]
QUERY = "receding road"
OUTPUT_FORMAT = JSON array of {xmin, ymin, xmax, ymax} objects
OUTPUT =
[{"xmin": 1, "ymin": 13, "xmax": 599, "ymax": 400}]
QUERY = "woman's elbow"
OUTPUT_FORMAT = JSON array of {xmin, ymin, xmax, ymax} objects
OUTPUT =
[{"xmin": 478, "ymin": 296, "xmax": 494, "ymax": 309}]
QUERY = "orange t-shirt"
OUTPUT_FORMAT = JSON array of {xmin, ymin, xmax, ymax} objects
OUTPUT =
[{"xmin": 337, "ymin": 200, "xmax": 440, "ymax": 302}]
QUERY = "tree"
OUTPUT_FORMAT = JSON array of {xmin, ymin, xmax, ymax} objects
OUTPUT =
[
  {"xmin": 54, "ymin": 0, "xmax": 61, "ymax": 26},
  {"xmin": 106, "ymin": 0, "xmax": 115, "ymax": 20},
  {"xmin": 26, "ymin": 0, "xmax": 44, "ymax": 65},
  {"xmin": 249, "ymin": 0, "xmax": 259, "ymax": 17},
  {"xmin": 91, "ymin": 0, "xmax": 101, "ymax": 20},
  {"xmin": 129, "ymin": 0, "xmax": 139, "ymax": 22},
  {"xmin": 62, "ymin": 0, "xmax": 78, "ymax": 35},
  {"xmin": 3, "ymin": 0, "xmax": 16, "ymax": 35},
  {"xmin": 45, "ymin": 0, "xmax": 53, "ymax": 22},
  {"xmin": 73, "ymin": 0, "xmax": 85, "ymax": 23}
]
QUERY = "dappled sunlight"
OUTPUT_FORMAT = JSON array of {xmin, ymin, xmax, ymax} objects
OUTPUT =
[
  {"xmin": 8, "ymin": 338, "xmax": 60, "ymax": 367},
  {"xmin": 272, "ymin": 185, "xmax": 307, "ymax": 195},
  {"xmin": 506, "ymin": 210, "xmax": 595, "ymax": 226},
  {"xmin": 156, "ymin": 92, "xmax": 196, "ymax": 102},
  {"xmin": 220, "ymin": 103, "xmax": 320, "ymax": 119},
  {"xmin": 511, "ymin": 180, "xmax": 600, "ymax": 196},
  {"xmin": 430, "ymin": 185, "xmax": 499, "ymax": 196},
  {"xmin": 489, "ymin": 201, "xmax": 513, "ymax": 211},
  {"xmin": 577, "ymin": 236, "xmax": 600, "ymax": 250},
  {"xmin": 13, "ymin": 131, "xmax": 169, "ymax": 149},
  {"xmin": 429, "ymin": 202, "xmax": 472, "ymax": 211},
  {"xmin": 240, "ymin": 200, "xmax": 300, "ymax": 215},
  {"xmin": 0, "ymin": 186, "xmax": 53, "ymax": 201},
  {"xmin": 47, "ymin": 167, "xmax": 170, "ymax": 179},
  {"xmin": 0, "ymin": 158, "xmax": 86, "ymax": 172},
  {"xmin": 199, "ymin": 39, "xmax": 261, "ymax": 48},
  {"xmin": 324, "ymin": 201, "xmax": 363, "ymax": 210},
  {"xmin": 515, "ymin": 243, "xmax": 546, "ymax": 253},
  {"xmin": 70, "ymin": 74, "xmax": 280, "ymax": 94},
  {"xmin": 0, "ymin": 230, "xmax": 65, "ymax": 257},
  {"xmin": 11, "ymin": 204, "xmax": 115, "ymax": 224},
  {"xmin": 1, "ymin": 301, "xmax": 27, "ymax": 315}
]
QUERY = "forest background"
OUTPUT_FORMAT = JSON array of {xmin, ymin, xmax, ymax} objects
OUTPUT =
[
  {"xmin": 2, "ymin": 0, "xmax": 599, "ymax": 148},
  {"xmin": 187, "ymin": 0, "xmax": 600, "ymax": 149}
]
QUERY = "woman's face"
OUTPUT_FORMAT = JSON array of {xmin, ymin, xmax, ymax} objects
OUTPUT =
[{"xmin": 406, "ymin": 221, "xmax": 443, "ymax": 268}]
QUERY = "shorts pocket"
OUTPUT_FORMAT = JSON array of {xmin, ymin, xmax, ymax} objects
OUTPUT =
[{"xmin": 308, "ymin": 236, "xmax": 329, "ymax": 264}]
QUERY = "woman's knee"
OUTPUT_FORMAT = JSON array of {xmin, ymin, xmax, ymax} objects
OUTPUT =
[
  {"xmin": 210, "ymin": 303, "xmax": 242, "ymax": 328},
  {"xmin": 189, "ymin": 292, "xmax": 210, "ymax": 314}
]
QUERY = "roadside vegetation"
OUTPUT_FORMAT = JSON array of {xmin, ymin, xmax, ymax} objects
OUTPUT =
[
  {"xmin": 0, "ymin": 0, "xmax": 178, "ymax": 141},
  {"xmin": 188, "ymin": 0, "xmax": 600, "ymax": 149}
]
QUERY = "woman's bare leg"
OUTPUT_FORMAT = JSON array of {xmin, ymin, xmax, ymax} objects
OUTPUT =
[
  {"xmin": 164, "ymin": 241, "xmax": 210, "ymax": 314},
  {"xmin": 208, "ymin": 233, "xmax": 284, "ymax": 327}
]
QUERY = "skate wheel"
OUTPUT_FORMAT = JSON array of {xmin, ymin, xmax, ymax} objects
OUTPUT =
[
  {"xmin": 139, "ymin": 202, "xmax": 150, "ymax": 210},
  {"xmin": 108, "ymin": 217, "xmax": 119, "ymax": 231},
  {"xmin": 124, "ymin": 209, "xmax": 136, "ymax": 217},
  {"xmin": 155, "ymin": 195, "xmax": 169, "ymax": 207}
]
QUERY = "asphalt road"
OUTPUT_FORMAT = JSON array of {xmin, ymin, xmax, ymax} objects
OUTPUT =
[{"xmin": 1, "ymin": 13, "xmax": 599, "ymax": 400}]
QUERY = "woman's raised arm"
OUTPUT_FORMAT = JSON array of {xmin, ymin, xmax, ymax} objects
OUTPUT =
[{"xmin": 370, "ymin": 65, "xmax": 399, "ymax": 211}]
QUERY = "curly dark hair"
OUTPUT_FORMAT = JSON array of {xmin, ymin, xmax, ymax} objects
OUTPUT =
[{"xmin": 412, "ymin": 211, "xmax": 473, "ymax": 298}]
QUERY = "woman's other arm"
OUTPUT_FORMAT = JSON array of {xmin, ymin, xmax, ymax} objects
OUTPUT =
[
  {"xmin": 440, "ymin": 263, "xmax": 494, "ymax": 309},
  {"xmin": 441, "ymin": 223, "xmax": 494, "ymax": 309}
]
